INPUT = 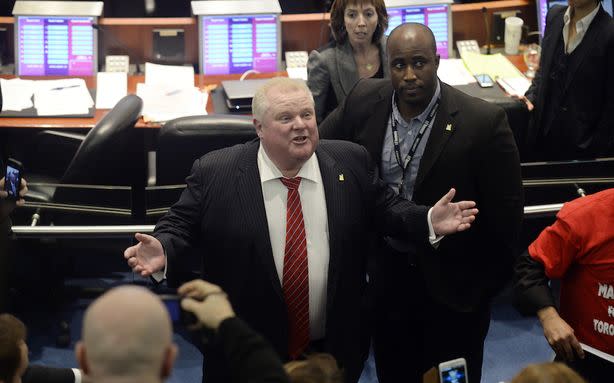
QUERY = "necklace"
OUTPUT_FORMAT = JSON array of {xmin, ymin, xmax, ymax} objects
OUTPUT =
[{"xmin": 365, "ymin": 63, "xmax": 373, "ymax": 71}]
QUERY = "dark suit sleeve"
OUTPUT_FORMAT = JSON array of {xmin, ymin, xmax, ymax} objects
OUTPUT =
[
  {"xmin": 525, "ymin": 6, "xmax": 560, "ymax": 104},
  {"xmin": 217, "ymin": 317, "xmax": 290, "ymax": 383},
  {"xmin": 512, "ymin": 249, "xmax": 556, "ymax": 316},
  {"xmin": 307, "ymin": 49, "xmax": 332, "ymax": 125},
  {"xmin": 319, "ymin": 79, "xmax": 366, "ymax": 141},
  {"xmin": 592, "ymin": 24, "xmax": 614, "ymax": 155},
  {"xmin": 23, "ymin": 365, "xmax": 75, "ymax": 383},
  {"xmin": 154, "ymin": 158, "xmax": 207, "ymax": 262},
  {"xmin": 476, "ymin": 107, "xmax": 524, "ymax": 294}
]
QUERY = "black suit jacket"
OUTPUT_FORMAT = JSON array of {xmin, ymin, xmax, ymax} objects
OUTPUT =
[
  {"xmin": 525, "ymin": 5, "xmax": 614, "ymax": 159},
  {"xmin": 320, "ymin": 79, "xmax": 524, "ymax": 312},
  {"xmin": 154, "ymin": 138, "xmax": 429, "ymax": 382}
]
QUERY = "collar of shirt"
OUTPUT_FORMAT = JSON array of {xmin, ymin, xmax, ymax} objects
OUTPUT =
[
  {"xmin": 392, "ymin": 80, "xmax": 441, "ymax": 130},
  {"xmin": 257, "ymin": 142, "xmax": 321, "ymax": 185},
  {"xmin": 563, "ymin": 4, "xmax": 600, "ymax": 53}
]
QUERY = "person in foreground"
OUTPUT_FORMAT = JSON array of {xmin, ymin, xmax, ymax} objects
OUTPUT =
[
  {"xmin": 510, "ymin": 362, "xmax": 587, "ymax": 383},
  {"xmin": 0, "ymin": 314, "xmax": 82, "ymax": 383},
  {"xmin": 513, "ymin": 188, "xmax": 614, "ymax": 382},
  {"xmin": 76, "ymin": 285, "xmax": 178, "ymax": 383},
  {"xmin": 522, "ymin": 0, "xmax": 614, "ymax": 160},
  {"xmin": 307, "ymin": 0, "xmax": 390, "ymax": 123},
  {"xmin": 320, "ymin": 22, "xmax": 523, "ymax": 383},
  {"xmin": 124, "ymin": 77, "xmax": 478, "ymax": 383},
  {"xmin": 180, "ymin": 279, "xmax": 290, "ymax": 383}
]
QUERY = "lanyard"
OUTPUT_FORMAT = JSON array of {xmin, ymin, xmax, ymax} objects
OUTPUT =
[{"xmin": 391, "ymin": 98, "xmax": 440, "ymax": 193}]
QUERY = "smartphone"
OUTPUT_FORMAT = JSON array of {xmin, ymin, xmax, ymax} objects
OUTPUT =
[
  {"xmin": 438, "ymin": 358, "xmax": 468, "ymax": 383},
  {"xmin": 160, "ymin": 294, "xmax": 198, "ymax": 326},
  {"xmin": 474, "ymin": 74, "xmax": 494, "ymax": 88},
  {"xmin": 4, "ymin": 158, "xmax": 23, "ymax": 200}
]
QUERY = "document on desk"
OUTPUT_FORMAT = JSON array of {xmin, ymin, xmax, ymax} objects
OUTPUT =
[
  {"xmin": 437, "ymin": 59, "xmax": 476, "ymax": 86},
  {"xmin": 136, "ymin": 83, "xmax": 207, "ymax": 123},
  {"xmin": 0, "ymin": 78, "xmax": 35, "ymax": 111},
  {"xmin": 461, "ymin": 52, "xmax": 525, "ymax": 80},
  {"xmin": 95, "ymin": 72, "xmax": 128, "ymax": 109},
  {"xmin": 33, "ymin": 78, "xmax": 94, "ymax": 116},
  {"xmin": 496, "ymin": 76, "xmax": 532, "ymax": 97}
]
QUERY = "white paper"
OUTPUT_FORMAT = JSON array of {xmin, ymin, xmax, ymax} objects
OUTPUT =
[
  {"xmin": 287, "ymin": 67, "xmax": 308, "ymax": 81},
  {"xmin": 496, "ymin": 76, "xmax": 531, "ymax": 97},
  {"xmin": 137, "ymin": 83, "xmax": 207, "ymax": 123},
  {"xmin": 96, "ymin": 72, "xmax": 128, "ymax": 109},
  {"xmin": 144, "ymin": 62, "xmax": 195, "ymax": 91},
  {"xmin": 32, "ymin": 78, "xmax": 93, "ymax": 116},
  {"xmin": 437, "ymin": 59, "xmax": 477, "ymax": 86},
  {"xmin": 580, "ymin": 343, "xmax": 614, "ymax": 363},
  {"xmin": 0, "ymin": 78, "xmax": 35, "ymax": 111}
]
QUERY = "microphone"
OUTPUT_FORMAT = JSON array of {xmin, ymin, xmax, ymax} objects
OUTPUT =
[{"xmin": 482, "ymin": 7, "xmax": 491, "ymax": 55}]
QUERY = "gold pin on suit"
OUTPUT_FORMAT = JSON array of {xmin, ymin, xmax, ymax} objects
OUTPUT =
[
  {"xmin": 339, "ymin": 174, "xmax": 345, "ymax": 181},
  {"xmin": 445, "ymin": 123, "xmax": 453, "ymax": 132}
]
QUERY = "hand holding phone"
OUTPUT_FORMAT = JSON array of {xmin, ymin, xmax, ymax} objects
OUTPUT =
[
  {"xmin": 439, "ymin": 358, "xmax": 468, "ymax": 383},
  {"xmin": 3, "ymin": 158, "xmax": 23, "ymax": 201}
]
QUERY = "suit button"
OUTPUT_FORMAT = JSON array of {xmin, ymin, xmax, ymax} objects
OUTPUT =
[{"xmin": 561, "ymin": 106, "xmax": 568, "ymax": 112}]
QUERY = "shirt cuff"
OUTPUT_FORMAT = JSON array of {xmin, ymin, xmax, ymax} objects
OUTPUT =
[
  {"xmin": 427, "ymin": 207, "xmax": 444, "ymax": 249},
  {"xmin": 151, "ymin": 250, "xmax": 168, "ymax": 282},
  {"xmin": 71, "ymin": 368, "xmax": 82, "ymax": 383}
]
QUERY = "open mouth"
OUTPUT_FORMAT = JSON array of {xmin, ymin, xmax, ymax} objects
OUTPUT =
[{"xmin": 293, "ymin": 136, "xmax": 308, "ymax": 144}]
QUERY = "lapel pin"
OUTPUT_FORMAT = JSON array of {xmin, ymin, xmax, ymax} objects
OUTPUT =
[
  {"xmin": 338, "ymin": 174, "xmax": 345, "ymax": 182},
  {"xmin": 445, "ymin": 123, "xmax": 453, "ymax": 132}
]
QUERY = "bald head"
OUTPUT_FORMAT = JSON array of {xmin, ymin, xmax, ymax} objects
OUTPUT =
[
  {"xmin": 387, "ymin": 22, "xmax": 437, "ymax": 56},
  {"xmin": 78, "ymin": 286, "xmax": 176, "ymax": 381}
]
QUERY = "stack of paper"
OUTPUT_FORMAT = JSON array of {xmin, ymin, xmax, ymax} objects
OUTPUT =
[
  {"xmin": 33, "ymin": 78, "xmax": 94, "ymax": 116},
  {"xmin": 497, "ymin": 77, "xmax": 532, "ymax": 97},
  {"xmin": 95, "ymin": 72, "xmax": 128, "ymax": 109},
  {"xmin": 137, "ymin": 63, "xmax": 208, "ymax": 122},
  {"xmin": 461, "ymin": 52, "xmax": 525, "ymax": 79},
  {"xmin": 0, "ymin": 78, "xmax": 35, "ymax": 111},
  {"xmin": 437, "ymin": 59, "xmax": 476, "ymax": 86}
]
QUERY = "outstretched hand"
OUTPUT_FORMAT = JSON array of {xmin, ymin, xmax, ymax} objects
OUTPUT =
[
  {"xmin": 431, "ymin": 188, "xmax": 478, "ymax": 235},
  {"xmin": 123, "ymin": 233, "xmax": 166, "ymax": 277}
]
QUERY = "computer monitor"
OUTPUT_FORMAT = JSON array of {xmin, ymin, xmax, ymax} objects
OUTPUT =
[
  {"xmin": 537, "ymin": 0, "xmax": 613, "ymax": 37},
  {"xmin": 384, "ymin": 0, "xmax": 453, "ymax": 59},
  {"xmin": 192, "ymin": 1, "xmax": 282, "ymax": 75},
  {"xmin": 12, "ymin": 1, "xmax": 102, "ymax": 76}
]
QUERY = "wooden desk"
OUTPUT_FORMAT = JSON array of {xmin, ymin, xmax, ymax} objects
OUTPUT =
[{"xmin": 0, "ymin": 71, "xmax": 287, "ymax": 129}]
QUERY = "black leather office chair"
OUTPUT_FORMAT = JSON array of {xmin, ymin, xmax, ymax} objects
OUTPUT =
[
  {"xmin": 25, "ymin": 95, "xmax": 143, "ymax": 216},
  {"xmin": 155, "ymin": 114, "xmax": 257, "ymax": 185}
]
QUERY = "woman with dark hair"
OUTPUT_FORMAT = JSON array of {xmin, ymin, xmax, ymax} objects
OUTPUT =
[{"xmin": 307, "ymin": 0, "xmax": 389, "ymax": 123}]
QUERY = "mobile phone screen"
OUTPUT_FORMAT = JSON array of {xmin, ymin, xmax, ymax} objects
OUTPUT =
[
  {"xmin": 440, "ymin": 364, "xmax": 467, "ymax": 383},
  {"xmin": 161, "ymin": 295, "xmax": 181, "ymax": 323},
  {"xmin": 5, "ymin": 164, "xmax": 21, "ymax": 199},
  {"xmin": 475, "ymin": 74, "xmax": 494, "ymax": 87}
]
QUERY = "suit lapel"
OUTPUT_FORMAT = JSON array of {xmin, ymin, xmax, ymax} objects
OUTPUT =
[
  {"xmin": 236, "ymin": 141, "xmax": 284, "ymax": 301},
  {"xmin": 415, "ymin": 83, "xmax": 458, "ymax": 189},
  {"xmin": 336, "ymin": 41, "xmax": 360, "ymax": 97},
  {"xmin": 315, "ymin": 146, "xmax": 344, "ymax": 315},
  {"xmin": 562, "ymin": 7, "xmax": 608, "ymax": 96}
]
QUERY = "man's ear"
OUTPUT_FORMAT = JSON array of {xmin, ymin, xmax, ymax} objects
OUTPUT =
[
  {"xmin": 160, "ymin": 343, "xmax": 178, "ymax": 379},
  {"xmin": 75, "ymin": 342, "xmax": 90, "ymax": 375},
  {"xmin": 254, "ymin": 119, "xmax": 264, "ymax": 138}
]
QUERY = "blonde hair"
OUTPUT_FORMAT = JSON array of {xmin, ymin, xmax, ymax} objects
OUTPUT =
[
  {"xmin": 251, "ymin": 77, "xmax": 314, "ymax": 121},
  {"xmin": 510, "ymin": 362, "xmax": 587, "ymax": 383}
]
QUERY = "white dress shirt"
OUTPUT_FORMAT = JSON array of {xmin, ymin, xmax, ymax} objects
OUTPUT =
[
  {"xmin": 258, "ymin": 143, "xmax": 329, "ymax": 341},
  {"xmin": 563, "ymin": 4, "xmax": 601, "ymax": 54}
]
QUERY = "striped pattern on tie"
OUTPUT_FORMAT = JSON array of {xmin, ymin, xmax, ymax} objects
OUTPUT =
[{"xmin": 280, "ymin": 176, "xmax": 310, "ymax": 359}]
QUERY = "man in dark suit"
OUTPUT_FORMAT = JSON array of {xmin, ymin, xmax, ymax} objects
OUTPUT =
[
  {"xmin": 124, "ymin": 78, "xmax": 478, "ymax": 383},
  {"xmin": 523, "ymin": 0, "xmax": 614, "ymax": 160},
  {"xmin": 320, "ymin": 23, "xmax": 523, "ymax": 383}
]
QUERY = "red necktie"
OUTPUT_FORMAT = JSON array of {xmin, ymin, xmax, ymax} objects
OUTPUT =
[{"xmin": 280, "ymin": 177, "xmax": 310, "ymax": 359}]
